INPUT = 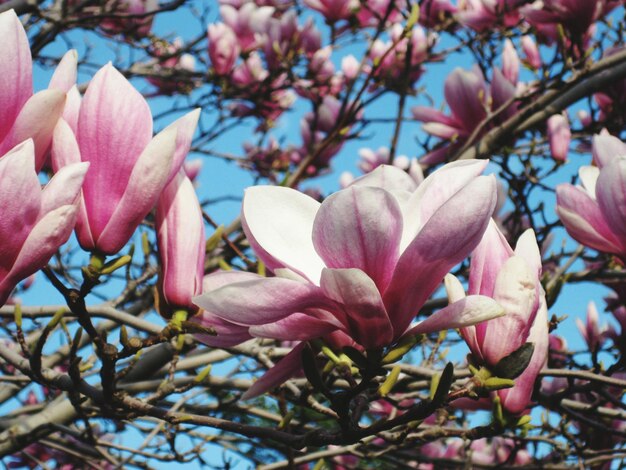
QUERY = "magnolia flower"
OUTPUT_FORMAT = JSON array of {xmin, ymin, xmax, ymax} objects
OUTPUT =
[
  {"xmin": 556, "ymin": 133, "xmax": 626, "ymax": 261},
  {"xmin": 207, "ymin": 23, "xmax": 241, "ymax": 75},
  {"xmin": 51, "ymin": 63, "xmax": 200, "ymax": 255},
  {"xmin": 0, "ymin": 140, "xmax": 88, "ymax": 306},
  {"xmin": 0, "ymin": 10, "xmax": 78, "ymax": 170},
  {"xmin": 577, "ymin": 301, "xmax": 608, "ymax": 351},
  {"xmin": 413, "ymin": 41, "xmax": 519, "ymax": 164},
  {"xmin": 454, "ymin": 220, "xmax": 549, "ymax": 414},
  {"xmin": 194, "ymin": 161, "xmax": 502, "ymax": 397},
  {"xmin": 155, "ymin": 172, "xmax": 205, "ymax": 316}
]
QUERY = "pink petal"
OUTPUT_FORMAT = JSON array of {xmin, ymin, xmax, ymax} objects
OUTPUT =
[
  {"xmin": 194, "ymin": 311, "xmax": 252, "ymax": 348},
  {"xmin": 78, "ymin": 63, "xmax": 153, "ymax": 240},
  {"xmin": 157, "ymin": 173, "xmax": 205, "ymax": 309},
  {"xmin": 242, "ymin": 186, "xmax": 325, "ymax": 283},
  {"xmin": 48, "ymin": 50, "xmax": 78, "ymax": 93},
  {"xmin": 192, "ymin": 277, "xmax": 333, "ymax": 326},
  {"xmin": 592, "ymin": 133, "xmax": 626, "ymax": 168},
  {"xmin": 481, "ymin": 256, "xmax": 538, "ymax": 365},
  {"xmin": 96, "ymin": 126, "xmax": 177, "ymax": 254},
  {"xmin": 556, "ymin": 184, "xmax": 624, "ymax": 255},
  {"xmin": 242, "ymin": 343, "xmax": 305, "ymax": 400},
  {"xmin": 595, "ymin": 159, "xmax": 626, "ymax": 239},
  {"xmin": 384, "ymin": 175, "xmax": 497, "ymax": 336},
  {"xmin": 0, "ymin": 10, "xmax": 32, "ymax": 144},
  {"xmin": 51, "ymin": 119, "xmax": 95, "ymax": 251},
  {"xmin": 444, "ymin": 67, "xmax": 487, "ymax": 127},
  {"xmin": 249, "ymin": 312, "xmax": 339, "ymax": 341},
  {"xmin": 499, "ymin": 297, "xmax": 548, "ymax": 415},
  {"xmin": 319, "ymin": 268, "xmax": 393, "ymax": 348},
  {"xmin": 0, "ymin": 141, "xmax": 41, "ymax": 273},
  {"xmin": 422, "ymin": 122, "xmax": 463, "ymax": 139},
  {"xmin": 411, "ymin": 106, "xmax": 460, "ymax": 127},
  {"xmin": 161, "ymin": 109, "xmax": 201, "ymax": 185},
  {"xmin": 349, "ymin": 164, "xmax": 418, "ymax": 193},
  {"xmin": 0, "ymin": 89, "xmax": 66, "ymax": 171},
  {"xmin": 41, "ymin": 162, "xmax": 89, "ymax": 215},
  {"xmin": 469, "ymin": 219, "xmax": 514, "ymax": 296},
  {"xmin": 405, "ymin": 295, "xmax": 504, "ymax": 336},
  {"xmin": 402, "ymin": 160, "xmax": 489, "ymax": 250},
  {"xmin": 0, "ymin": 204, "xmax": 79, "ymax": 305},
  {"xmin": 313, "ymin": 186, "xmax": 401, "ymax": 291}
]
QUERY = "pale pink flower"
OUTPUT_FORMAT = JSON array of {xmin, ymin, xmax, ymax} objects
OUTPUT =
[
  {"xmin": 576, "ymin": 301, "xmax": 608, "ymax": 351},
  {"xmin": 0, "ymin": 140, "xmax": 88, "ymax": 306},
  {"xmin": 195, "ymin": 161, "xmax": 502, "ymax": 398},
  {"xmin": 51, "ymin": 63, "xmax": 199, "ymax": 255},
  {"xmin": 556, "ymin": 133, "xmax": 626, "ymax": 261},
  {"xmin": 208, "ymin": 23, "xmax": 241, "ymax": 75},
  {"xmin": 521, "ymin": 35, "xmax": 542, "ymax": 70}
]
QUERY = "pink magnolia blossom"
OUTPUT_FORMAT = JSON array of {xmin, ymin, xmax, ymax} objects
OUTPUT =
[
  {"xmin": 356, "ymin": 0, "xmax": 402, "ymax": 27},
  {"xmin": 547, "ymin": 113, "xmax": 571, "ymax": 162},
  {"xmin": 146, "ymin": 39, "xmax": 196, "ymax": 95},
  {"xmin": 51, "ymin": 63, "xmax": 200, "ymax": 255},
  {"xmin": 454, "ymin": 220, "xmax": 549, "ymax": 414},
  {"xmin": 576, "ymin": 301, "xmax": 608, "ymax": 351},
  {"xmin": 99, "ymin": 0, "xmax": 158, "ymax": 37},
  {"xmin": 521, "ymin": 0, "xmax": 613, "ymax": 43},
  {"xmin": 194, "ymin": 161, "xmax": 502, "ymax": 398},
  {"xmin": 457, "ymin": 0, "xmax": 526, "ymax": 31},
  {"xmin": 220, "ymin": 3, "xmax": 275, "ymax": 52},
  {"xmin": 556, "ymin": 133, "xmax": 626, "ymax": 261},
  {"xmin": 155, "ymin": 172, "xmax": 205, "ymax": 315},
  {"xmin": 521, "ymin": 35, "xmax": 542, "ymax": 70},
  {"xmin": 0, "ymin": 10, "xmax": 76, "ymax": 171},
  {"xmin": 0, "ymin": 140, "xmax": 88, "ymax": 306},
  {"xmin": 413, "ymin": 43, "xmax": 519, "ymax": 165},
  {"xmin": 207, "ymin": 23, "xmax": 241, "ymax": 75},
  {"xmin": 303, "ymin": 0, "xmax": 358, "ymax": 21},
  {"xmin": 419, "ymin": 0, "xmax": 457, "ymax": 27}
]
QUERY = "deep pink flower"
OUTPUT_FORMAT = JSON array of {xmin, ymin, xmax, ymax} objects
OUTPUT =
[
  {"xmin": 0, "ymin": 140, "xmax": 88, "ymax": 306},
  {"xmin": 303, "ymin": 0, "xmax": 358, "ymax": 21},
  {"xmin": 194, "ymin": 161, "xmax": 502, "ymax": 397},
  {"xmin": 455, "ymin": 220, "xmax": 549, "ymax": 414},
  {"xmin": 51, "ymin": 63, "xmax": 199, "ymax": 255},
  {"xmin": 0, "ymin": 10, "xmax": 76, "ymax": 171},
  {"xmin": 99, "ymin": 0, "xmax": 158, "ymax": 37},
  {"xmin": 413, "ymin": 40, "xmax": 520, "ymax": 164},
  {"xmin": 556, "ymin": 134, "xmax": 626, "ymax": 261}
]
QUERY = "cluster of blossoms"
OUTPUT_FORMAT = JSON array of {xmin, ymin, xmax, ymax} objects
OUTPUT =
[{"xmin": 0, "ymin": 9, "xmax": 205, "ymax": 317}]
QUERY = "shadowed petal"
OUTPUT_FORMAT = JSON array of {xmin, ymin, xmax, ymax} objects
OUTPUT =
[
  {"xmin": 595, "ymin": 159, "xmax": 626, "ymax": 239},
  {"xmin": 313, "ymin": 186, "xmax": 401, "ymax": 291},
  {"xmin": 384, "ymin": 175, "xmax": 496, "ymax": 336},
  {"xmin": 405, "ymin": 295, "xmax": 504, "ymax": 336},
  {"xmin": 193, "ymin": 277, "xmax": 333, "ymax": 326},
  {"xmin": 320, "ymin": 268, "xmax": 393, "ymax": 348},
  {"xmin": 250, "ymin": 313, "xmax": 340, "ymax": 341},
  {"xmin": 242, "ymin": 343, "xmax": 305, "ymax": 400}
]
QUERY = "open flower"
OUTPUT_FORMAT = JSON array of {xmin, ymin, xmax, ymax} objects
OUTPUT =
[
  {"xmin": 0, "ymin": 140, "xmax": 89, "ymax": 306},
  {"xmin": 51, "ymin": 63, "xmax": 200, "ymax": 255},
  {"xmin": 194, "ymin": 161, "xmax": 503, "ymax": 396},
  {"xmin": 556, "ymin": 133, "xmax": 626, "ymax": 261}
]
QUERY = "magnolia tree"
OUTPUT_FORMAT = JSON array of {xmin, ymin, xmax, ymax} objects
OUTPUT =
[{"xmin": 0, "ymin": 0, "xmax": 625, "ymax": 468}]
